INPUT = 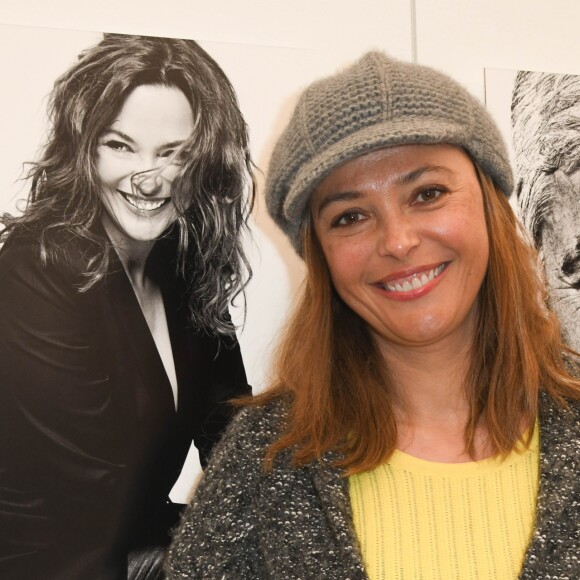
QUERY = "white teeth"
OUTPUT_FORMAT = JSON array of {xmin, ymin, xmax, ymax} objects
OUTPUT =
[
  {"xmin": 120, "ymin": 191, "xmax": 168, "ymax": 211},
  {"xmin": 383, "ymin": 264, "xmax": 446, "ymax": 293},
  {"xmin": 128, "ymin": 197, "xmax": 166, "ymax": 211}
]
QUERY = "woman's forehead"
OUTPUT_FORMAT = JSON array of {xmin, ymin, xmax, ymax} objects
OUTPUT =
[
  {"xmin": 105, "ymin": 84, "xmax": 194, "ymax": 144},
  {"xmin": 311, "ymin": 144, "xmax": 474, "ymax": 201}
]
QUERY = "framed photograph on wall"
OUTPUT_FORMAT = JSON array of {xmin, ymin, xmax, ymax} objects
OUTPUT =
[{"xmin": 486, "ymin": 67, "xmax": 580, "ymax": 352}]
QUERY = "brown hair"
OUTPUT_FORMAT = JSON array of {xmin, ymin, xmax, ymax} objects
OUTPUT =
[{"xmin": 250, "ymin": 165, "xmax": 580, "ymax": 475}]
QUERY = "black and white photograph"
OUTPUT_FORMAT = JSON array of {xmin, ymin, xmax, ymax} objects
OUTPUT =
[
  {"xmin": 0, "ymin": 27, "xmax": 258, "ymax": 578},
  {"xmin": 486, "ymin": 67, "xmax": 580, "ymax": 351}
]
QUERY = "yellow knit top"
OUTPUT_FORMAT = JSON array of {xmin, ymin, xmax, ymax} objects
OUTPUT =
[{"xmin": 349, "ymin": 426, "xmax": 540, "ymax": 580}]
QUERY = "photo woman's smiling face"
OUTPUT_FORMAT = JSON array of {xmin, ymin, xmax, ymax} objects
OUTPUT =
[
  {"xmin": 311, "ymin": 144, "xmax": 490, "ymax": 352},
  {"xmin": 96, "ymin": 84, "xmax": 194, "ymax": 249}
]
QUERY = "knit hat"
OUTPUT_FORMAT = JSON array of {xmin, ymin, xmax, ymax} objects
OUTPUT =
[{"xmin": 266, "ymin": 51, "xmax": 513, "ymax": 254}]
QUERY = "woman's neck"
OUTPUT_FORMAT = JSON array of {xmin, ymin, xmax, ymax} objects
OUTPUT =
[
  {"xmin": 101, "ymin": 215, "xmax": 155, "ymax": 290},
  {"xmin": 376, "ymin": 332, "xmax": 495, "ymax": 462},
  {"xmin": 379, "ymin": 330, "xmax": 473, "ymax": 411}
]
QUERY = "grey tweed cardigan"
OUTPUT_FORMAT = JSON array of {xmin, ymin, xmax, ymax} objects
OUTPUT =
[{"xmin": 166, "ymin": 394, "xmax": 580, "ymax": 579}]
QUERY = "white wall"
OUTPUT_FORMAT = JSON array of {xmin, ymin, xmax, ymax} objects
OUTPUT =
[
  {"xmin": 1, "ymin": 0, "xmax": 578, "ymax": 499},
  {"xmin": 414, "ymin": 0, "xmax": 580, "ymax": 101}
]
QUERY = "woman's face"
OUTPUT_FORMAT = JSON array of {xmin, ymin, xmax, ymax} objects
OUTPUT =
[
  {"xmin": 311, "ymin": 144, "xmax": 489, "ymax": 353},
  {"xmin": 96, "ymin": 84, "xmax": 194, "ymax": 250}
]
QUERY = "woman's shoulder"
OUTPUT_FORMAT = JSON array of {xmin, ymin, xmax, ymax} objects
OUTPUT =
[
  {"xmin": 562, "ymin": 351, "xmax": 580, "ymax": 379},
  {"xmin": 0, "ymin": 229, "xmax": 39, "ymax": 264},
  {"xmin": 560, "ymin": 352, "xmax": 580, "ymax": 417},
  {"xmin": 539, "ymin": 388, "xmax": 580, "ymax": 453},
  {"xmin": 0, "ymin": 228, "xmax": 93, "ymax": 304},
  {"xmin": 0, "ymin": 231, "xmax": 50, "ymax": 284},
  {"xmin": 0, "ymin": 227, "xmax": 97, "ymax": 280},
  {"xmin": 217, "ymin": 399, "xmax": 288, "ymax": 454},
  {"xmin": 197, "ymin": 398, "xmax": 289, "ymax": 479}
]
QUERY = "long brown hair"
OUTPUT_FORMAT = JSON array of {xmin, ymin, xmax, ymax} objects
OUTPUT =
[{"xmin": 250, "ymin": 164, "xmax": 580, "ymax": 475}]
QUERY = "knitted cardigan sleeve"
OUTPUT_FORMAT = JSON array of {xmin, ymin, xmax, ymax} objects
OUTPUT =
[{"xmin": 165, "ymin": 404, "xmax": 279, "ymax": 579}]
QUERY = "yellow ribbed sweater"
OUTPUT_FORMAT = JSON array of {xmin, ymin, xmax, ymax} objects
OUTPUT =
[{"xmin": 349, "ymin": 427, "xmax": 539, "ymax": 580}]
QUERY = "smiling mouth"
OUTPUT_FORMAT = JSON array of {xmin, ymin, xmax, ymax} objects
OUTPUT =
[
  {"xmin": 117, "ymin": 190, "xmax": 171, "ymax": 211},
  {"xmin": 379, "ymin": 263, "xmax": 448, "ymax": 293}
]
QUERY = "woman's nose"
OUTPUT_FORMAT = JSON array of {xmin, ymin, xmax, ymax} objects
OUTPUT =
[
  {"xmin": 377, "ymin": 214, "xmax": 420, "ymax": 259},
  {"xmin": 131, "ymin": 168, "xmax": 163, "ymax": 197}
]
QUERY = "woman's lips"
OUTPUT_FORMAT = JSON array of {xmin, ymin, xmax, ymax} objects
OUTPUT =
[
  {"xmin": 117, "ymin": 189, "xmax": 171, "ymax": 211},
  {"xmin": 374, "ymin": 262, "xmax": 449, "ymax": 300}
]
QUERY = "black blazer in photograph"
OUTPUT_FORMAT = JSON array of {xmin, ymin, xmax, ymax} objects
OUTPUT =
[{"xmin": 0, "ymin": 227, "xmax": 250, "ymax": 579}]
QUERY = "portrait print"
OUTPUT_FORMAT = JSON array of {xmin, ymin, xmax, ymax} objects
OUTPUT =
[
  {"xmin": 485, "ymin": 68, "xmax": 580, "ymax": 352},
  {"xmin": 0, "ymin": 27, "xmax": 255, "ymax": 579}
]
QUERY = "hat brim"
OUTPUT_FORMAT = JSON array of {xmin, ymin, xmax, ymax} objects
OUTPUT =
[{"xmin": 283, "ymin": 116, "xmax": 473, "ymax": 235}]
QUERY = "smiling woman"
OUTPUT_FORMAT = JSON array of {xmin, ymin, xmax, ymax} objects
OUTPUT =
[
  {"xmin": 96, "ymin": 84, "xmax": 193, "ymax": 246},
  {"xmin": 95, "ymin": 84, "xmax": 197, "ymax": 408},
  {"xmin": 0, "ymin": 34, "xmax": 254, "ymax": 579},
  {"xmin": 311, "ymin": 145, "xmax": 489, "ymax": 350},
  {"xmin": 167, "ymin": 52, "xmax": 580, "ymax": 580}
]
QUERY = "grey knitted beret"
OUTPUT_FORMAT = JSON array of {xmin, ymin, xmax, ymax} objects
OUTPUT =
[{"xmin": 265, "ymin": 51, "xmax": 513, "ymax": 254}]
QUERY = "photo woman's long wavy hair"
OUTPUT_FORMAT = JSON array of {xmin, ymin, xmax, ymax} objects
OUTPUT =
[
  {"xmin": 0, "ymin": 33, "xmax": 255, "ymax": 336},
  {"xmin": 251, "ymin": 163, "xmax": 580, "ymax": 475}
]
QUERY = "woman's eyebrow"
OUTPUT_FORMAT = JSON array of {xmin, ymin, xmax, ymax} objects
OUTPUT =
[
  {"xmin": 101, "ymin": 128, "xmax": 136, "ymax": 144},
  {"xmin": 395, "ymin": 164, "xmax": 454, "ymax": 185},
  {"xmin": 162, "ymin": 140, "xmax": 188, "ymax": 150},
  {"xmin": 315, "ymin": 191, "xmax": 362, "ymax": 217}
]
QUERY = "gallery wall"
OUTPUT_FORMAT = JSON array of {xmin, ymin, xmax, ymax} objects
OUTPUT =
[{"xmin": 1, "ymin": 0, "xmax": 578, "ymax": 498}]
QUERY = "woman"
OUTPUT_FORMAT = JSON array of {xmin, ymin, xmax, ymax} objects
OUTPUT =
[
  {"xmin": 0, "ymin": 34, "xmax": 253, "ymax": 579},
  {"xmin": 167, "ymin": 53, "xmax": 580, "ymax": 579}
]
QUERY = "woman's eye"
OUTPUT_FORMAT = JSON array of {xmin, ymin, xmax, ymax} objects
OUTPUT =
[
  {"xmin": 160, "ymin": 148, "xmax": 187, "ymax": 165},
  {"xmin": 331, "ymin": 211, "xmax": 366, "ymax": 227},
  {"xmin": 414, "ymin": 187, "xmax": 445, "ymax": 204},
  {"xmin": 103, "ymin": 140, "xmax": 132, "ymax": 153}
]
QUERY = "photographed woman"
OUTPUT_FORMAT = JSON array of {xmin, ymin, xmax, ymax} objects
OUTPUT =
[
  {"xmin": 167, "ymin": 52, "xmax": 580, "ymax": 579},
  {"xmin": 0, "ymin": 34, "xmax": 253, "ymax": 579}
]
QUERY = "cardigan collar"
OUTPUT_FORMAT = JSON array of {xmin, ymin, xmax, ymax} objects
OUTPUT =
[
  {"xmin": 308, "ymin": 451, "xmax": 367, "ymax": 578},
  {"xmin": 519, "ymin": 393, "xmax": 580, "ymax": 578},
  {"xmin": 305, "ymin": 393, "xmax": 580, "ymax": 579}
]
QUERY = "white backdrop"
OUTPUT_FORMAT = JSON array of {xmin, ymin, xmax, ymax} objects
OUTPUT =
[{"xmin": 0, "ymin": 0, "xmax": 578, "ymax": 499}]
